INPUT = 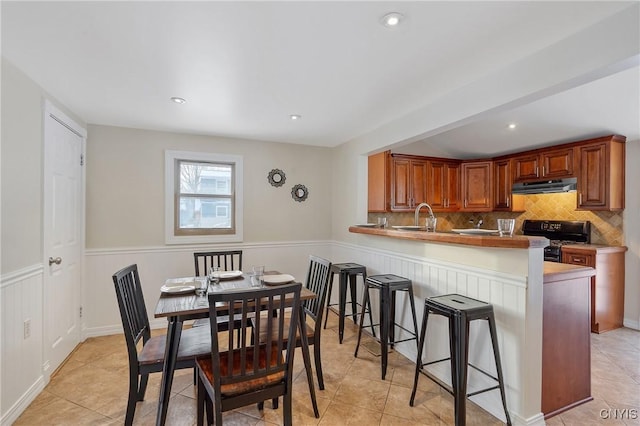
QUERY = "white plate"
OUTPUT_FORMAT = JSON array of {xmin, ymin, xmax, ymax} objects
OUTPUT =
[
  {"xmin": 211, "ymin": 270, "xmax": 243, "ymax": 280},
  {"xmin": 451, "ymin": 228, "xmax": 498, "ymax": 235},
  {"xmin": 355, "ymin": 223, "xmax": 377, "ymax": 228},
  {"xmin": 262, "ymin": 274, "xmax": 295, "ymax": 285},
  {"xmin": 164, "ymin": 277, "xmax": 199, "ymax": 287},
  {"xmin": 392, "ymin": 225, "xmax": 425, "ymax": 230},
  {"xmin": 161, "ymin": 284, "xmax": 196, "ymax": 294}
]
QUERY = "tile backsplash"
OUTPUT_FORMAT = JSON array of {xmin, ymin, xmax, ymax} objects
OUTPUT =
[{"xmin": 368, "ymin": 192, "xmax": 623, "ymax": 246}]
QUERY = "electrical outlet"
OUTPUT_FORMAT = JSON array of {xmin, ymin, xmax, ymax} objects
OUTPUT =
[{"xmin": 24, "ymin": 319, "xmax": 31, "ymax": 339}]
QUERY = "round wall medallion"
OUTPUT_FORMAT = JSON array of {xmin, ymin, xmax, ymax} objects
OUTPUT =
[
  {"xmin": 291, "ymin": 184, "xmax": 309, "ymax": 202},
  {"xmin": 267, "ymin": 169, "xmax": 286, "ymax": 187}
]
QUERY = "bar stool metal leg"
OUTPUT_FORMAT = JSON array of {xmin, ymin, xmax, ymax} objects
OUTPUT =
[
  {"xmin": 410, "ymin": 304, "xmax": 430, "ymax": 406},
  {"xmin": 488, "ymin": 313, "xmax": 512, "ymax": 426},
  {"xmin": 380, "ymin": 284, "xmax": 391, "ymax": 380},
  {"xmin": 353, "ymin": 280, "xmax": 372, "ymax": 358}
]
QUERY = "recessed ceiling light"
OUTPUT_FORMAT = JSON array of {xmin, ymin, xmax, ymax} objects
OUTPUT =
[
  {"xmin": 290, "ymin": 114, "xmax": 302, "ymax": 120},
  {"xmin": 381, "ymin": 12, "xmax": 403, "ymax": 28},
  {"xmin": 508, "ymin": 123, "xmax": 517, "ymax": 129},
  {"xmin": 170, "ymin": 97, "xmax": 186, "ymax": 104}
]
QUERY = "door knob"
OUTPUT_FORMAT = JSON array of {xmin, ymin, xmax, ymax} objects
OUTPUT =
[{"xmin": 49, "ymin": 257, "xmax": 62, "ymax": 265}]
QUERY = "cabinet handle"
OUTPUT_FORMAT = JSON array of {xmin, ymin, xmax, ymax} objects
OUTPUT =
[
  {"xmin": 464, "ymin": 199, "xmax": 468, "ymax": 208},
  {"xmin": 542, "ymin": 166, "xmax": 545, "ymax": 176},
  {"xmin": 445, "ymin": 198, "xmax": 448, "ymax": 208},
  {"xmin": 579, "ymin": 193, "xmax": 582, "ymax": 205},
  {"xmin": 536, "ymin": 166, "xmax": 539, "ymax": 177},
  {"xmin": 506, "ymin": 197, "xmax": 510, "ymax": 207}
]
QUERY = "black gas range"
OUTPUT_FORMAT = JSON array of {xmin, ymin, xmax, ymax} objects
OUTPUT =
[{"xmin": 522, "ymin": 220, "xmax": 591, "ymax": 262}]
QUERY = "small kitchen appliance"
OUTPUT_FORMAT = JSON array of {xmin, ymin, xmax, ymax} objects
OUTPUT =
[{"xmin": 522, "ymin": 220, "xmax": 591, "ymax": 262}]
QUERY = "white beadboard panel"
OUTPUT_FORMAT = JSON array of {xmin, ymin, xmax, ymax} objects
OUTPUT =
[
  {"xmin": 1, "ymin": 265, "xmax": 45, "ymax": 425},
  {"xmin": 331, "ymin": 240, "xmax": 540, "ymax": 425},
  {"xmin": 83, "ymin": 241, "xmax": 331, "ymax": 336}
]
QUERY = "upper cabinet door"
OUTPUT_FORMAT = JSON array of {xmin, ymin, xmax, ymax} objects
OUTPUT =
[
  {"xmin": 427, "ymin": 160, "xmax": 460, "ymax": 211},
  {"xmin": 577, "ymin": 137, "xmax": 625, "ymax": 211},
  {"xmin": 513, "ymin": 154, "xmax": 540, "ymax": 182},
  {"xmin": 391, "ymin": 157, "xmax": 411, "ymax": 210},
  {"xmin": 368, "ymin": 151, "xmax": 390, "ymax": 212},
  {"xmin": 541, "ymin": 147, "xmax": 574, "ymax": 179},
  {"xmin": 390, "ymin": 155, "xmax": 428, "ymax": 211},
  {"xmin": 461, "ymin": 161, "xmax": 493, "ymax": 211}
]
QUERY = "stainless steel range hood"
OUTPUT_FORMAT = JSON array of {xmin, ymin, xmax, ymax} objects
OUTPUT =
[{"xmin": 511, "ymin": 177, "xmax": 577, "ymax": 195}]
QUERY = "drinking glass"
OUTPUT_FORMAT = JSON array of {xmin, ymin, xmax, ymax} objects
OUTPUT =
[
  {"xmin": 252, "ymin": 265, "xmax": 265, "ymax": 287},
  {"xmin": 208, "ymin": 267, "xmax": 220, "ymax": 286},
  {"xmin": 377, "ymin": 217, "xmax": 388, "ymax": 228},
  {"xmin": 497, "ymin": 219, "xmax": 515, "ymax": 237},
  {"xmin": 425, "ymin": 216, "xmax": 437, "ymax": 232},
  {"xmin": 195, "ymin": 278, "xmax": 208, "ymax": 297}
]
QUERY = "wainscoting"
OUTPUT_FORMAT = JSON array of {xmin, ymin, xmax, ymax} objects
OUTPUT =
[
  {"xmin": 2, "ymin": 240, "xmax": 545, "ymax": 425},
  {"xmin": 1, "ymin": 265, "xmax": 45, "ymax": 425}
]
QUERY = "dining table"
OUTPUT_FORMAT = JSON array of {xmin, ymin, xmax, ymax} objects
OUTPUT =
[{"xmin": 153, "ymin": 271, "xmax": 318, "ymax": 426}]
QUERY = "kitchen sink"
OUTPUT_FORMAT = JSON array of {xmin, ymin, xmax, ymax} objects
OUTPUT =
[{"xmin": 391, "ymin": 225, "xmax": 427, "ymax": 231}]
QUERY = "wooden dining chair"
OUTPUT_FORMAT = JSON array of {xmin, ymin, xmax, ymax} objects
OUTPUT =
[
  {"xmin": 193, "ymin": 250, "xmax": 243, "ymax": 276},
  {"xmin": 192, "ymin": 250, "xmax": 246, "ymax": 335},
  {"xmin": 196, "ymin": 283, "xmax": 302, "ymax": 426},
  {"xmin": 257, "ymin": 255, "xmax": 332, "ymax": 398},
  {"xmin": 112, "ymin": 264, "xmax": 211, "ymax": 426}
]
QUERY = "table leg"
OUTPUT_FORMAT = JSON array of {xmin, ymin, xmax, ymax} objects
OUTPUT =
[
  {"xmin": 156, "ymin": 316, "xmax": 183, "ymax": 426},
  {"xmin": 298, "ymin": 308, "xmax": 320, "ymax": 418}
]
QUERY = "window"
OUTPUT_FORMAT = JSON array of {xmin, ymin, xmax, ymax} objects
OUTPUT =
[{"xmin": 165, "ymin": 151, "xmax": 243, "ymax": 244}]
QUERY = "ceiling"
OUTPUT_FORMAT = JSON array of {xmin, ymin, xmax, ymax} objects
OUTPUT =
[{"xmin": 2, "ymin": 1, "xmax": 639, "ymax": 158}]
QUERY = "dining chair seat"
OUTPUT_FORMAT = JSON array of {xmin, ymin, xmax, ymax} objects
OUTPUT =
[
  {"xmin": 138, "ymin": 326, "xmax": 211, "ymax": 366},
  {"xmin": 196, "ymin": 344, "xmax": 285, "ymax": 397}
]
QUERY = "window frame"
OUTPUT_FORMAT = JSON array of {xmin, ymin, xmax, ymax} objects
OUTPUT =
[{"xmin": 165, "ymin": 150, "xmax": 243, "ymax": 244}]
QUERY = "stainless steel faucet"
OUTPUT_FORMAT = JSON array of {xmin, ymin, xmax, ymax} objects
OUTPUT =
[{"xmin": 414, "ymin": 203, "xmax": 435, "ymax": 226}]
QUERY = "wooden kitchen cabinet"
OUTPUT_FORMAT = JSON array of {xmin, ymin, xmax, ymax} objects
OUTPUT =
[
  {"xmin": 461, "ymin": 161, "xmax": 492, "ymax": 211},
  {"xmin": 493, "ymin": 159, "xmax": 524, "ymax": 212},
  {"xmin": 562, "ymin": 244, "xmax": 627, "ymax": 333},
  {"xmin": 426, "ymin": 159, "xmax": 460, "ymax": 211},
  {"xmin": 513, "ymin": 147, "xmax": 575, "ymax": 182},
  {"xmin": 542, "ymin": 262, "xmax": 595, "ymax": 418},
  {"xmin": 368, "ymin": 151, "xmax": 390, "ymax": 212},
  {"xmin": 577, "ymin": 135, "xmax": 626, "ymax": 211},
  {"xmin": 390, "ymin": 154, "xmax": 428, "ymax": 211}
]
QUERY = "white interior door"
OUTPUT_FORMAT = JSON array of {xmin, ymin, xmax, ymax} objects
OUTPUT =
[{"xmin": 43, "ymin": 101, "xmax": 85, "ymax": 376}]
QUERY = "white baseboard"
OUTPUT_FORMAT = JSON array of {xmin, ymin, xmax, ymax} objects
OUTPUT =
[
  {"xmin": 0, "ymin": 375, "xmax": 45, "ymax": 425},
  {"xmin": 82, "ymin": 319, "xmax": 187, "ymax": 340},
  {"xmin": 510, "ymin": 412, "xmax": 546, "ymax": 426},
  {"xmin": 623, "ymin": 318, "xmax": 640, "ymax": 330}
]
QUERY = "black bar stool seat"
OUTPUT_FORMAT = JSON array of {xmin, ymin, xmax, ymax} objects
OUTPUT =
[
  {"xmin": 324, "ymin": 263, "xmax": 375, "ymax": 343},
  {"xmin": 410, "ymin": 294, "xmax": 512, "ymax": 426},
  {"xmin": 354, "ymin": 274, "xmax": 419, "ymax": 380}
]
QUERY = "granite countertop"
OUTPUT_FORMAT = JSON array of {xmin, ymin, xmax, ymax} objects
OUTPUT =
[{"xmin": 349, "ymin": 225, "xmax": 549, "ymax": 249}]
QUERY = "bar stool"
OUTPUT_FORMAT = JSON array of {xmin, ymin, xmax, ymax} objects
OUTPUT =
[
  {"xmin": 324, "ymin": 263, "xmax": 375, "ymax": 343},
  {"xmin": 354, "ymin": 274, "xmax": 419, "ymax": 380},
  {"xmin": 409, "ymin": 294, "xmax": 512, "ymax": 426}
]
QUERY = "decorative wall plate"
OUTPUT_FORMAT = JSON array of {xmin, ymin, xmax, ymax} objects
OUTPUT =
[
  {"xmin": 267, "ymin": 169, "xmax": 286, "ymax": 187},
  {"xmin": 291, "ymin": 184, "xmax": 309, "ymax": 202}
]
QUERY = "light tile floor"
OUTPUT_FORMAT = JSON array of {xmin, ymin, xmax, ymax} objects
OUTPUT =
[{"xmin": 15, "ymin": 315, "xmax": 640, "ymax": 425}]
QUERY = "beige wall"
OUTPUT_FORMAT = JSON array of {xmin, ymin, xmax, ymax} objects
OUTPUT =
[
  {"xmin": 1, "ymin": 58, "xmax": 85, "ymax": 272},
  {"xmin": 86, "ymin": 125, "xmax": 333, "ymax": 248},
  {"xmin": 624, "ymin": 139, "xmax": 640, "ymax": 326}
]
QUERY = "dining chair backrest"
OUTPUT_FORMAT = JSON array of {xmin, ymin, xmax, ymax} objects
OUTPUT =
[
  {"xmin": 194, "ymin": 250, "xmax": 243, "ymax": 276},
  {"xmin": 302, "ymin": 255, "xmax": 332, "ymax": 324},
  {"xmin": 112, "ymin": 264, "xmax": 151, "ymax": 368},
  {"xmin": 206, "ymin": 283, "xmax": 302, "ymax": 411}
]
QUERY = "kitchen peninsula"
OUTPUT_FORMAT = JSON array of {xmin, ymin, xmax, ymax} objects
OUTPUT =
[{"xmin": 348, "ymin": 226, "xmax": 595, "ymax": 424}]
